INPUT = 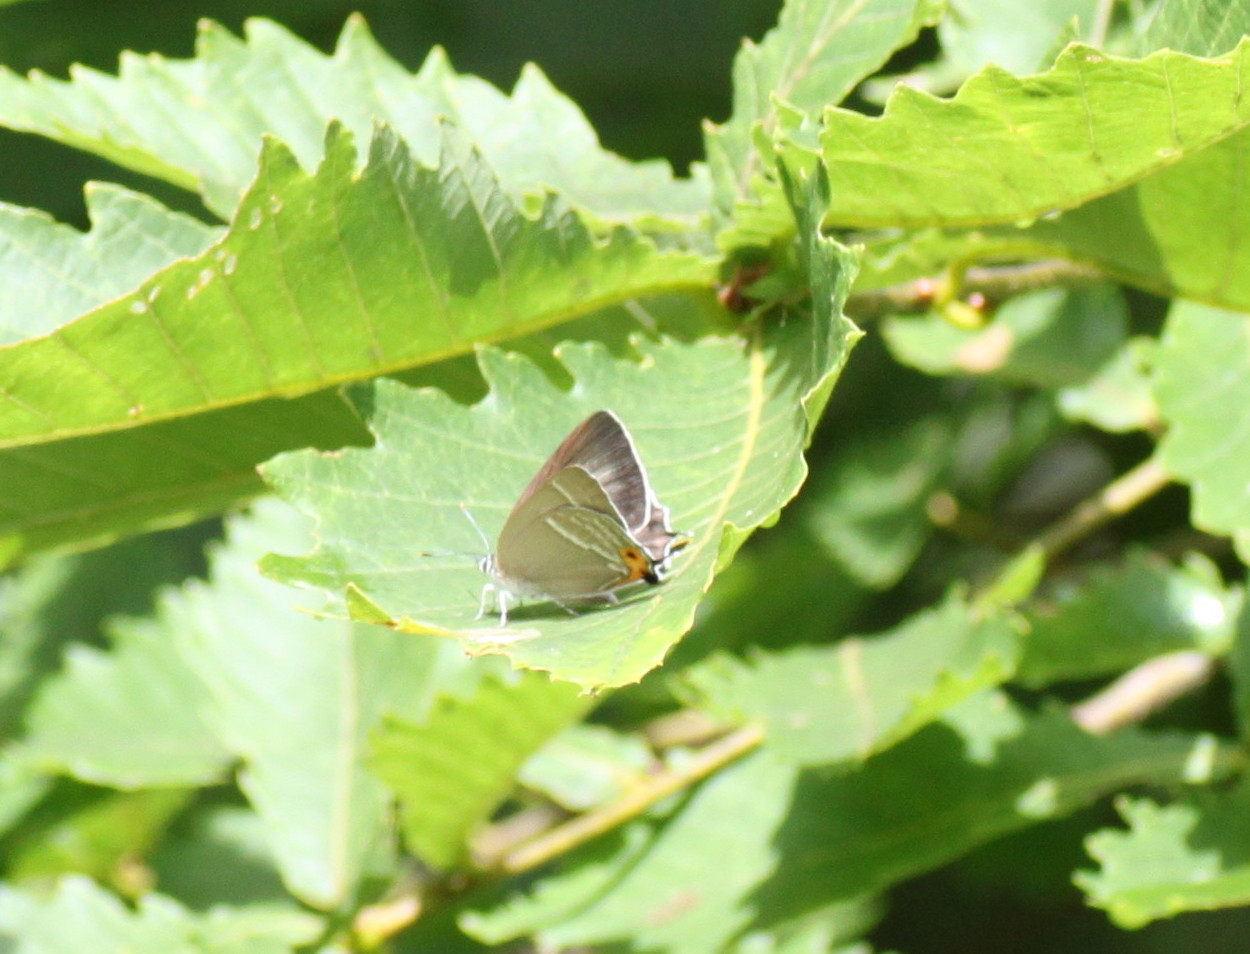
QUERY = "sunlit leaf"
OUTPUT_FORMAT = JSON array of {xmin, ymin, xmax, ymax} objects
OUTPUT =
[
  {"xmin": 0, "ymin": 18, "xmax": 704, "ymax": 225},
  {"xmin": 811, "ymin": 42, "xmax": 1250, "ymax": 228},
  {"xmin": 260, "ymin": 168, "xmax": 859, "ymax": 689},
  {"xmin": 707, "ymin": 0, "xmax": 941, "ymax": 215},
  {"xmin": 1153, "ymin": 302, "xmax": 1250, "ymax": 559},
  {"xmin": 0, "ymin": 123, "xmax": 713, "ymax": 560},
  {"xmin": 1078, "ymin": 785, "xmax": 1250, "ymax": 928},
  {"xmin": 0, "ymin": 875, "xmax": 320, "ymax": 954},
  {"xmin": 681, "ymin": 591, "xmax": 1022, "ymax": 764}
]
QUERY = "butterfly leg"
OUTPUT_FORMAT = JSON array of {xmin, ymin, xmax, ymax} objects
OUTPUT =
[
  {"xmin": 548, "ymin": 596, "xmax": 581, "ymax": 617},
  {"xmin": 477, "ymin": 582, "xmax": 512, "ymax": 626}
]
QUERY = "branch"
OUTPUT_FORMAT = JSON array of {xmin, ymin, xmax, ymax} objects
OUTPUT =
[
  {"xmin": 1034, "ymin": 457, "xmax": 1173, "ymax": 560},
  {"xmin": 845, "ymin": 259, "xmax": 1104, "ymax": 321},
  {"xmin": 480, "ymin": 724, "xmax": 765, "ymax": 876},
  {"xmin": 1071, "ymin": 651, "xmax": 1215, "ymax": 735}
]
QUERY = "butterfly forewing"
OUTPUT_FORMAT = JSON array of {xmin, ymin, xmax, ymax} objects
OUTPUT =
[{"xmin": 515, "ymin": 410, "xmax": 680, "ymax": 563}]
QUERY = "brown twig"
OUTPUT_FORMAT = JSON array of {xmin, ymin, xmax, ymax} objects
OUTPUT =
[
  {"xmin": 481, "ymin": 724, "xmax": 765, "ymax": 876},
  {"xmin": 846, "ymin": 259, "xmax": 1105, "ymax": 321},
  {"xmin": 1071, "ymin": 651, "xmax": 1216, "ymax": 735},
  {"xmin": 1033, "ymin": 457, "xmax": 1173, "ymax": 561}
]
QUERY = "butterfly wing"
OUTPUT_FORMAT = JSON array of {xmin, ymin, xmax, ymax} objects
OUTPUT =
[
  {"xmin": 517, "ymin": 410, "xmax": 682, "ymax": 564},
  {"xmin": 494, "ymin": 465, "xmax": 655, "ymax": 600}
]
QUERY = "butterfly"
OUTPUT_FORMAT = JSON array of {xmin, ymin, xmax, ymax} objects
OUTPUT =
[{"xmin": 476, "ymin": 410, "xmax": 687, "ymax": 624}]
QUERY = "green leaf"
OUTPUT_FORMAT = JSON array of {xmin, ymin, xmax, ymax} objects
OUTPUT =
[
  {"xmin": 369, "ymin": 673, "xmax": 592, "ymax": 869},
  {"xmin": 0, "ymin": 184, "xmax": 219, "ymax": 344},
  {"xmin": 16, "ymin": 614, "xmax": 229, "ymax": 788},
  {"xmin": 1057, "ymin": 337, "xmax": 1159, "ymax": 433},
  {"xmin": 1019, "ymin": 550, "xmax": 1238, "ymax": 686},
  {"xmin": 0, "ymin": 123, "xmax": 711, "ymax": 444},
  {"xmin": 1230, "ymin": 596, "xmax": 1250, "ymax": 741},
  {"xmin": 707, "ymin": 0, "xmax": 941, "ymax": 214},
  {"xmin": 260, "ymin": 167, "xmax": 859, "ymax": 689},
  {"xmin": 0, "ymin": 122, "xmax": 712, "ymax": 560},
  {"xmin": 803, "ymin": 412, "xmax": 954, "ymax": 588},
  {"xmin": 937, "ymin": 0, "xmax": 1102, "ymax": 78},
  {"xmin": 149, "ymin": 806, "xmax": 290, "ymax": 911},
  {"xmin": 681, "ymin": 591, "xmax": 1023, "ymax": 765},
  {"xmin": 671, "ymin": 524, "xmax": 870, "ymax": 666},
  {"xmin": 517, "ymin": 724, "xmax": 655, "ymax": 812},
  {"xmin": 810, "ymin": 42, "xmax": 1250, "ymax": 228},
  {"xmin": 1024, "ymin": 130, "xmax": 1250, "ymax": 310},
  {"xmin": 783, "ymin": 157, "xmax": 864, "ymax": 426},
  {"xmin": 743, "ymin": 695, "xmax": 1229, "ymax": 932},
  {"xmin": 882, "ymin": 285, "xmax": 1128, "ymax": 388},
  {"xmin": 0, "ymin": 524, "xmax": 214, "ymax": 734},
  {"xmin": 164, "ymin": 499, "xmax": 474, "ymax": 909},
  {"xmin": 1153, "ymin": 302, "xmax": 1250, "ymax": 559},
  {"xmin": 1142, "ymin": 0, "xmax": 1250, "ymax": 56},
  {"xmin": 0, "ymin": 875, "xmax": 321, "ymax": 954},
  {"xmin": 465, "ymin": 691, "xmax": 1215, "ymax": 950},
  {"xmin": 465, "ymin": 752, "xmax": 880, "ymax": 954},
  {"xmin": 0, "ymin": 754, "xmax": 51, "ymax": 840},
  {"xmin": 1078, "ymin": 784, "xmax": 1250, "ymax": 928},
  {"xmin": 261, "ymin": 327, "xmax": 858, "ymax": 689},
  {"xmin": 5, "ymin": 785, "xmax": 191, "ymax": 885},
  {"xmin": 0, "ymin": 18, "xmax": 704, "ymax": 225}
]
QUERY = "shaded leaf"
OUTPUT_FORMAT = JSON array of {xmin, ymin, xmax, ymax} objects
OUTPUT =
[
  {"xmin": 465, "ymin": 691, "xmax": 1217, "ymax": 950},
  {"xmin": 16, "ymin": 615, "xmax": 228, "ymax": 788},
  {"xmin": 1142, "ymin": 0, "xmax": 1250, "ymax": 56},
  {"xmin": 5, "ymin": 785, "xmax": 190, "ymax": 886},
  {"xmin": 1057, "ymin": 337, "xmax": 1158, "ymax": 433},
  {"xmin": 149, "ymin": 806, "xmax": 290, "ymax": 911},
  {"xmin": 804, "ymin": 412, "xmax": 954, "ymax": 588},
  {"xmin": 0, "ymin": 523, "xmax": 214, "ymax": 733},
  {"xmin": 1229, "ymin": 597, "xmax": 1250, "ymax": 739},
  {"xmin": 1019, "ymin": 550, "xmax": 1238, "ymax": 686},
  {"xmin": 741, "ymin": 694, "xmax": 1228, "ymax": 932},
  {"xmin": 883, "ymin": 285, "xmax": 1127, "ymax": 388},
  {"xmin": 518, "ymin": 724, "xmax": 655, "ymax": 812},
  {"xmin": 369, "ymin": 674, "xmax": 592, "ymax": 869},
  {"xmin": 0, "ymin": 754, "xmax": 51, "ymax": 840},
  {"xmin": 462, "ymin": 753, "xmax": 873, "ymax": 954},
  {"xmin": 164, "ymin": 499, "xmax": 474, "ymax": 909},
  {"xmin": 669, "ymin": 524, "xmax": 870, "ymax": 667},
  {"xmin": 937, "ymin": 0, "xmax": 1102, "ymax": 78}
]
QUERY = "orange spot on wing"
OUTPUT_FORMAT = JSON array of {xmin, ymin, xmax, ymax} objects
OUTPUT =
[{"xmin": 618, "ymin": 546, "xmax": 660, "ymax": 585}]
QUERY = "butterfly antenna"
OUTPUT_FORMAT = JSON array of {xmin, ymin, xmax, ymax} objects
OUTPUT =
[{"xmin": 459, "ymin": 503, "xmax": 492, "ymax": 554}]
